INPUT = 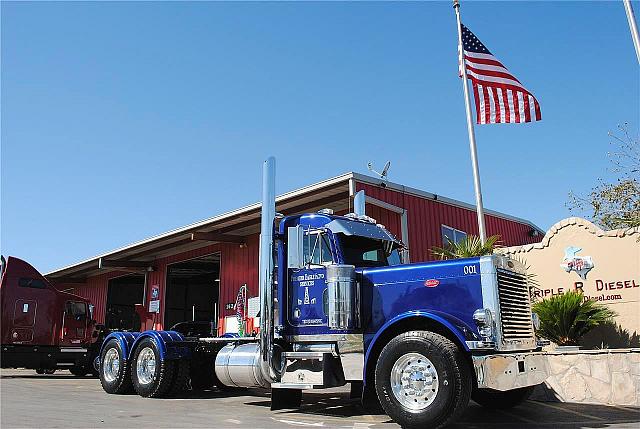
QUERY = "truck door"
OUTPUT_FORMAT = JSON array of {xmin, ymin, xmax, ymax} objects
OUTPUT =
[
  {"xmin": 61, "ymin": 301, "xmax": 89, "ymax": 346},
  {"xmin": 11, "ymin": 299, "xmax": 37, "ymax": 343},
  {"xmin": 288, "ymin": 231, "xmax": 334, "ymax": 329}
]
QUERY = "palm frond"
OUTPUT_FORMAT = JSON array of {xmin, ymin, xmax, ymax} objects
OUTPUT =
[
  {"xmin": 431, "ymin": 234, "xmax": 500, "ymax": 260},
  {"xmin": 532, "ymin": 290, "xmax": 616, "ymax": 346}
]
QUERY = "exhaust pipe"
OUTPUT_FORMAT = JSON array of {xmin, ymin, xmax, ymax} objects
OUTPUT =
[
  {"xmin": 214, "ymin": 157, "xmax": 279, "ymax": 388},
  {"xmin": 258, "ymin": 156, "xmax": 278, "ymax": 384},
  {"xmin": 354, "ymin": 190, "xmax": 366, "ymax": 216}
]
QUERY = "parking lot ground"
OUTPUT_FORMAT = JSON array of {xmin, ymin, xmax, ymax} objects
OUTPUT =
[{"xmin": 1, "ymin": 369, "xmax": 639, "ymax": 429}]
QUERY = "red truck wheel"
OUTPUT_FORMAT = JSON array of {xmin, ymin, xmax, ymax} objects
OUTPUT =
[
  {"xmin": 374, "ymin": 331, "xmax": 472, "ymax": 429},
  {"xmin": 99, "ymin": 339, "xmax": 133, "ymax": 394}
]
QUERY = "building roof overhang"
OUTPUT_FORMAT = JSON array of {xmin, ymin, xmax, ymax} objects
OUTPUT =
[{"xmin": 46, "ymin": 172, "xmax": 544, "ymax": 281}]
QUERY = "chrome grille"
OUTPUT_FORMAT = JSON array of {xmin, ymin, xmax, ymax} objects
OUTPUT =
[{"xmin": 496, "ymin": 269, "xmax": 534, "ymax": 344}]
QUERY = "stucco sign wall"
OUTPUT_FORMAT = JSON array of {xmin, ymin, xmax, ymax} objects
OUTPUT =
[{"xmin": 501, "ymin": 218, "xmax": 640, "ymax": 336}]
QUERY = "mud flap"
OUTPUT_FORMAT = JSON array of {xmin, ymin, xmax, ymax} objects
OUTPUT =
[{"xmin": 270, "ymin": 387, "xmax": 302, "ymax": 410}]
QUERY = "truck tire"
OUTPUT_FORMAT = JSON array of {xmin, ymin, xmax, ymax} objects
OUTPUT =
[
  {"xmin": 472, "ymin": 386, "xmax": 534, "ymax": 409},
  {"xmin": 374, "ymin": 331, "xmax": 472, "ymax": 429},
  {"xmin": 130, "ymin": 338, "xmax": 176, "ymax": 398},
  {"xmin": 99, "ymin": 339, "xmax": 133, "ymax": 394}
]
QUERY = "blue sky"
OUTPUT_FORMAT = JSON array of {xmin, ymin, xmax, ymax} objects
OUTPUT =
[{"xmin": 2, "ymin": 1, "xmax": 638, "ymax": 273}]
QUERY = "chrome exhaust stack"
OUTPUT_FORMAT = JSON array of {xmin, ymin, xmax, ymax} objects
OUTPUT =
[
  {"xmin": 258, "ymin": 156, "xmax": 278, "ymax": 384},
  {"xmin": 214, "ymin": 157, "xmax": 280, "ymax": 388},
  {"xmin": 353, "ymin": 190, "xmax": 366, "ymax": 216}
]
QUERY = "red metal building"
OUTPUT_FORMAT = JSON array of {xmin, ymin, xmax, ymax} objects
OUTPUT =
[{"xmin": 45, "ymin": 173, "xmax": 543, "ymax": 334}]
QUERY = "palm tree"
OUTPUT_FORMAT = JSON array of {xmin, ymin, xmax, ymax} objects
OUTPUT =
[
  {"xmin": 431, "ymin": 234, "xmax": 500, "ymax": 260},
  {"xmin": 532, "ymin": 290, "xmax": 616, "ymax": 346}
]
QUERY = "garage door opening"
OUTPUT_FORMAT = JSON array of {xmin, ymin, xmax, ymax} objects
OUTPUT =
[
  {"xmin": 106, "ymin": 274, "xmax": 145, "ymax": 331},
  {"xmin": 164, "ymin": 253, "xmax": 220, "ymax": 331}
]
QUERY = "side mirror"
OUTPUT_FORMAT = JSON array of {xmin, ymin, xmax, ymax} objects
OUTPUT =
[{"xmin": 287, "ymin": 225, "xmax": 305, "ymax": 269}]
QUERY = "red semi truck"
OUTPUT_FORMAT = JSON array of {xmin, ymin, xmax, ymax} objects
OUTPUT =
[{"xmin": 1, "ymin": 256, "xmax": 101, "ymax": 375}]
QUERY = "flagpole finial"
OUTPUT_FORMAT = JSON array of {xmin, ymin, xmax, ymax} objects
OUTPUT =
[{"xmin": 453, "ymin": 0, "xmax": 460, "ymax": 9}]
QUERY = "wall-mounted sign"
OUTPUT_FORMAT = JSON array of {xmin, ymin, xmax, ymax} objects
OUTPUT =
[
  {"xmin": 247, "ymin": 296, "xmax": 260, "ymax": 318},
  {"xmin": 148, "ymin": 300, "xmax": 160, "ymax": 313},
  {"xmin": 150, "ymin": 285, "xmax": 160, "ymax": 300},
  {"xmin": 225, "ymin": 303, "xmax": 236, "ymax": 311},
  {"xmin": 560, "ymin": 246, "xmax": 594, "ymax": 279}
]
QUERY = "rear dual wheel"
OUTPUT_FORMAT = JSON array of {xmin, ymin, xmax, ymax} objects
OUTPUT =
[
  {"xmin": 130, "ymin": 338, "xmax": 189, "ymax": 397},
  {"xmin": 100, "ymin": 339, "xmax": 133, "ymax": 394}
]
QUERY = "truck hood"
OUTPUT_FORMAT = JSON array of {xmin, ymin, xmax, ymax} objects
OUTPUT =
[{"xmin": 357, "ymin": 257, "xmax": 486, "ymax": 342}]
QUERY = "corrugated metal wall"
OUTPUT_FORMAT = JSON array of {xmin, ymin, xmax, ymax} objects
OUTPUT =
[
  {"xmin": 357, "ymin": 182, "xmax": 542, "ymax": 263},
  {"xmin": 54, "ymin": 271, "xmax": 127, "ymax": 324},
  {"xmin": 144, "ymin": 234, "xmax": 260, "ymax": 330},
  {"xmin": 53, "ymin": 235, "xmax": 261, "ymax": 331}
]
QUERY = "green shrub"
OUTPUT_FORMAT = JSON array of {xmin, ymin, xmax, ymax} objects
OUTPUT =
[
  {"xmin": 431, "ymin": 235, "xmax": 500, "ymax": 259},
  {"xmin": 532, "ymin": 290, "xmax": 616, "ymax": 346}
]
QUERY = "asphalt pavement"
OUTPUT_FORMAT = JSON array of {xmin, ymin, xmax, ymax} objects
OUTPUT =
[{"xmin": 1, "ymin": 369, "xmax": 638, "ymax": 429}]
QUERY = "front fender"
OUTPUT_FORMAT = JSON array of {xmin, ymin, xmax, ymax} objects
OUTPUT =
[
  {"xmin": 129, "ymin": 330, "xmax": 191, "ymax": 361},
  {"xmin": 364, "ymin": 310, "xmax": 475, "ymax": 379}
]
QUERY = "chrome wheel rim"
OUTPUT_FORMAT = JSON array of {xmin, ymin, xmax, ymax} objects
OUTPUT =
[
  {"xmin": 390, "ymin": 352, "xmax": 439, "ymax": 411},
  {"xmin": 103, "ymin": 348, "xmax": 120, "ymax": 383},
  {"xmin": 136, "ymin": 347, "xmax": 156, "ymax": 385}
]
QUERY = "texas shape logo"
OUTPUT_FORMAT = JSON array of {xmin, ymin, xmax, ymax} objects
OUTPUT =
[{"xmin": 560, "ymin": 246, "xmax": 594, "ymax": 279}]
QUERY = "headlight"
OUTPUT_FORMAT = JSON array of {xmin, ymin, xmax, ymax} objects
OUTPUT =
[
  {"xmin": 473, "ymin": 308, "xmax": 494, "ymax": 339},
  {"xmin": 531, "ymin": 312, "xmax": 541, "ymax": 330}
]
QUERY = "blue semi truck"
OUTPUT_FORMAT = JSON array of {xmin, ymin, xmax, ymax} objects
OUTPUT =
[{"xmin": 97, "ymin": 157, "xmax": 549, "ymax": 428}]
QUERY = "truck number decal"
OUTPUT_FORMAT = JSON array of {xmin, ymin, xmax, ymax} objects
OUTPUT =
[{"xmin": 463, "ymin": 265, "xmax": 478, "ymax": 275}]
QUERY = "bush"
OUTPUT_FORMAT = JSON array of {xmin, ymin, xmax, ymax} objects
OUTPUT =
[
  {"xmin": 431, "ymin": 235, "xmax": 500, "ymax": 259},
  {"xmin": 532, "ymin": 290, "xmax": 616, "ymax": 346}
]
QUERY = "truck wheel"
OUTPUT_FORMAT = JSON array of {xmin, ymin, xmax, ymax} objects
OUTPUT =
[
  {"xmin": 100, "ymin": 339, "xmax": 133, "ymax": 394},
  {"xmin": 131, "ymin": 338, "xmax": 176, "ymax": 398},
  {"xmin": 472, "ymin": 386, "xmax": 534, "ymax": 409},
  {"xmin": 374, "ymin": 331, "xmax": 472, "ymax": 429}
]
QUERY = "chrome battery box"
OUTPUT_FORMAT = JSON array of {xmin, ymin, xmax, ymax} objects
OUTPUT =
[{"xmin": 279, "ymin": 351, "xmax": 344, "ymax": 387}]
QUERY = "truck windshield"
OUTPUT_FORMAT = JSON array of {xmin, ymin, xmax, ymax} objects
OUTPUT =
[
  {"xmin": 338, "ymin": 235, "xmax": 401, "ymax": 268},
  {"xmin": 65, "ymin": 301, "xmax": 88, "ymax": 321}
]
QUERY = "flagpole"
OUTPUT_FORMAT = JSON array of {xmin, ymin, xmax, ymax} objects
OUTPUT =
[
  {"xmin": 453, "ymin": 0, "xmax": 487, "ymax": 244},
  {"xmin": 623, "ymin": 0, "xmax": 640, "ymax": 63}
]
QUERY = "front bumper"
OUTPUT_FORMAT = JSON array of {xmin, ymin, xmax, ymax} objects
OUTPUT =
[{"xmin": 472, "ymin": 352, "xmax": 549, "ymax": 391}]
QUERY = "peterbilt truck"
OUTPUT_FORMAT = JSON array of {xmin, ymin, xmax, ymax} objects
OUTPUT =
[
  {"xmin": 97, "ymin": 157, "xmax": 549, "ymax": 428},
  {"xmin": 1, "ymin": 256, "xmax": 101, "ymax": 375}
]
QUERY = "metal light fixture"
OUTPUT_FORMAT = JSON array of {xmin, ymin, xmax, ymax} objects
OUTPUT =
[{"xmin": 473, "ymin": 308, "xmax": 494, "ymax": 339}]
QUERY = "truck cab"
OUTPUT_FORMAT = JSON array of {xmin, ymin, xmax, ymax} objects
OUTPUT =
[{"xmin": 1, "ymin": 256, "xmax": 99, "ymax": 375}]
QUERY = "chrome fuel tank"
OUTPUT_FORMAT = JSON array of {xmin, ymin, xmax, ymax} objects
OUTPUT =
[{"xmin": 214, "ymin": 343, "xmax": 269, "ymax": 388}]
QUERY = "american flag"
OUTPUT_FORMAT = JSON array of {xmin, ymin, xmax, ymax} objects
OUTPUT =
[{"xmin": 461, "ymin": 24, "xmax": 541, "ymax": 124}]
